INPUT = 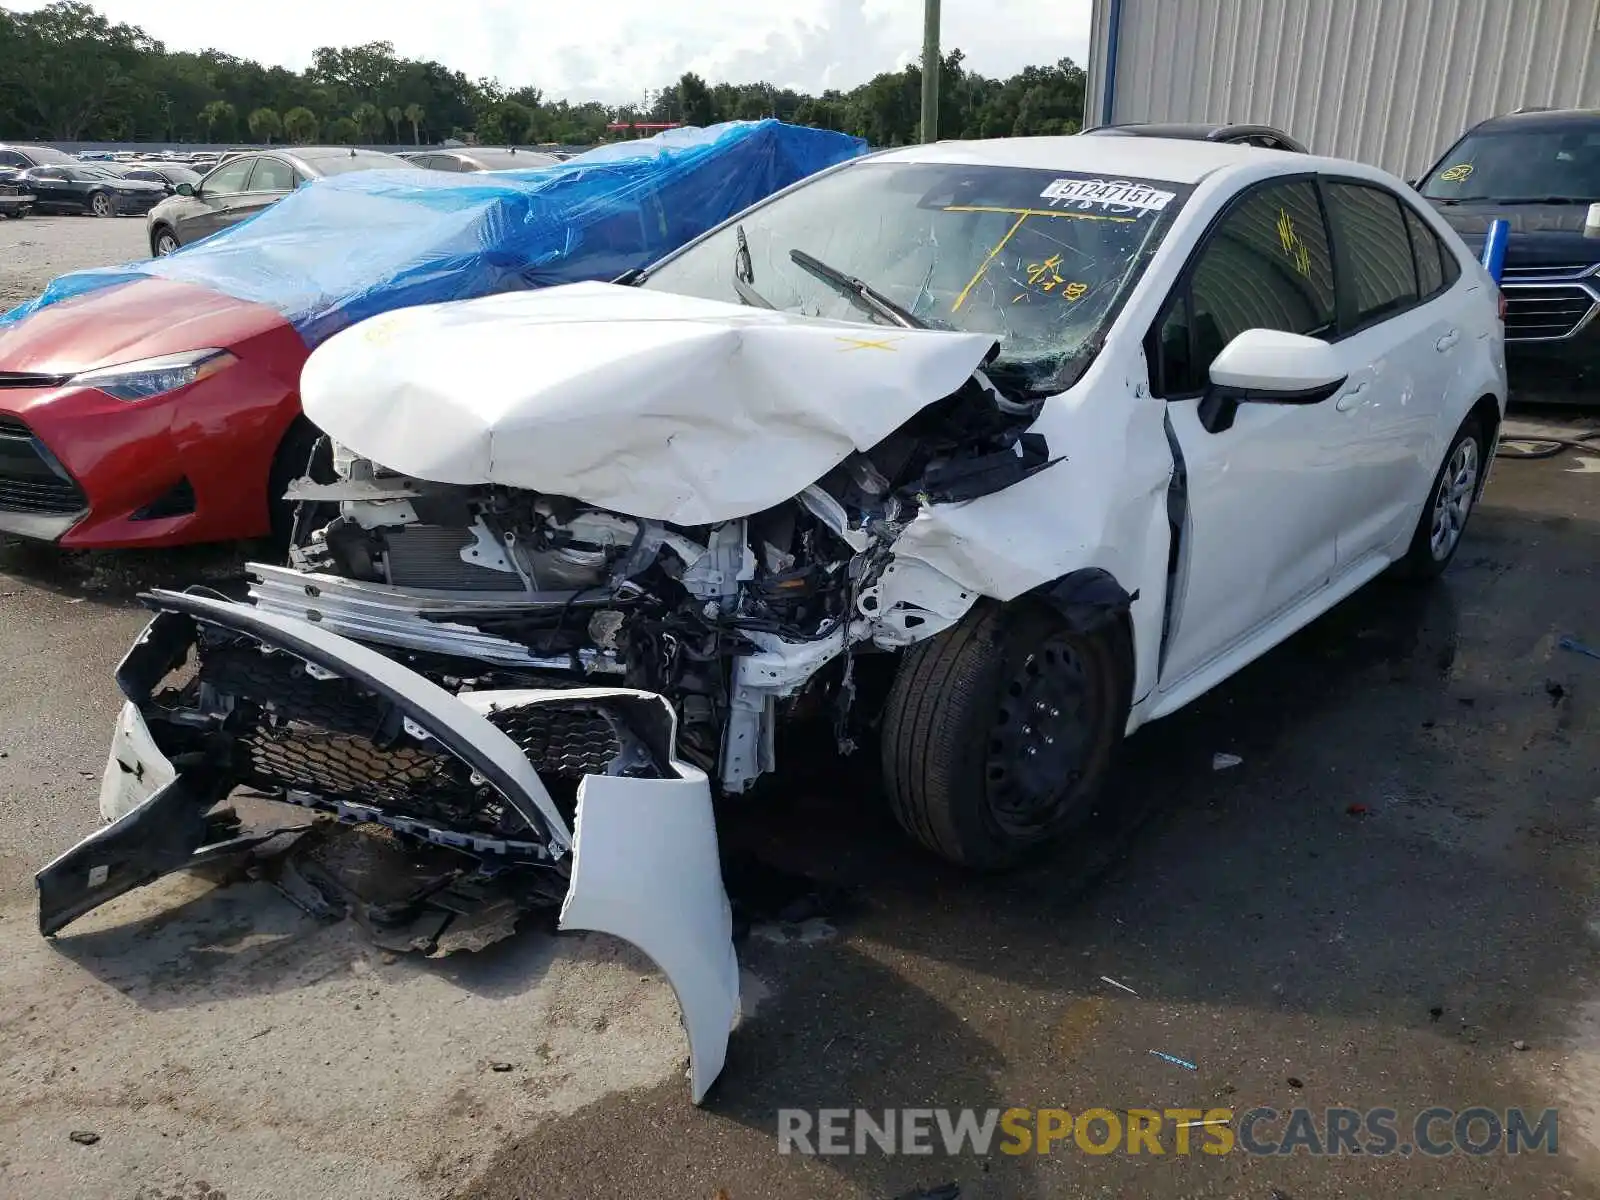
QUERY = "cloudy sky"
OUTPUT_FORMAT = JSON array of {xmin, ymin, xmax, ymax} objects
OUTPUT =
[{"xmin": 12, "ymin": 0, "xmax": 1092, "ymax": 104}]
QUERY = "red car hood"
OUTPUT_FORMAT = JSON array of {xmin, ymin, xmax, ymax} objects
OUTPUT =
[{"xmin": 0, "ymin": 278, "xmax": 293, "ymax": 376}]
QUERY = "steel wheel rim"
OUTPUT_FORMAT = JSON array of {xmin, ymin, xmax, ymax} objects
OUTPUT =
[
  {"xmin": 983, "ymin": 634, "xmax": 1097, "ymax": 836},
  {"xmin": 1429, "ymin": 437, "xmax": 1479, "ymax": 561},
  {"xmin": 156, "ymin": 233, "xmax": 178, "ymax": 255},
  {"xmin": 92, "ymin": 193, "xmax": 111, "ymax": 217}
]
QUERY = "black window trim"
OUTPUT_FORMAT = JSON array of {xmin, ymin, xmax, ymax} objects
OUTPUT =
[{"xmin": 1143, "ymin": 170, "xmax": 1335, "ymax": 400}]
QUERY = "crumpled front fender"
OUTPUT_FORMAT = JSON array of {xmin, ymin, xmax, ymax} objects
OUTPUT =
[{"xmin": 41, "ymin": 591, "xmax": 739, "ymax": 1105}]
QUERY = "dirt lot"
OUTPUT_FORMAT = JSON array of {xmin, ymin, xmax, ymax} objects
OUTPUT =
[
  {"xmin": 0, "ymin": 213, "xmax": 150, "ymax": 311},
  {"xmin": 4, "ymin": 218, "xmax": 1600, "ymax": 1199}
]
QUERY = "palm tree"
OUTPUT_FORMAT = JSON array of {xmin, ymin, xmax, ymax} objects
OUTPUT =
[
  {"xmin": 247, "ymin": 107, "xmax": 282, "ymax": 145},
  {"xmin": 351, "ymin": 103, "xmax": 385, "ymax": 145},
  {"xmin": 199, "ymin": 99, "xmax": 236, "ymax": 141},
  {"xmin": 282, "ymin": 107, "xmax": 320, "ymax": 144},
  {"xmin": 404, "ymin": 102, "xmax": 425, "ymax": 145},
  {"xmin": 386, "ymin": 105, "xmax": 403, "ymax": 144}
]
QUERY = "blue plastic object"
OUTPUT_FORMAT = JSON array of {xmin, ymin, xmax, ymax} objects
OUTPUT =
[
  {"xmin": 0, "ymin": 121, "xmax": 866, "ymax": 347},
  {"xmin": 1481, "ymin": 217, "xmax": 1510, "ymax": 284}
]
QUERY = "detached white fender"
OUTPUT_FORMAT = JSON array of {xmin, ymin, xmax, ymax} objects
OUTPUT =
[{"xmin": 559, "ymin": 770, "xmax": 740, "ymax": 1105}]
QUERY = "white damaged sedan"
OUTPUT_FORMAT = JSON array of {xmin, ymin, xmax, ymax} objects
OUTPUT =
[{"xmin": 40, "ymin": 135, "xmax": 1506, "ymax": 1103}]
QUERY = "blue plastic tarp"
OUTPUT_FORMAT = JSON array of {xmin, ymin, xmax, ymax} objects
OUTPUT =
[{"xmin": 0, "ymin": 120, "xmax": 866, "ymax": 347}]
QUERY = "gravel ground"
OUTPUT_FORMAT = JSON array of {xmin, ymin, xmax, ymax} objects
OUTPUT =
[{"xmin": 0, "ymin": 213, "xmax": 151, "ymax": 310}]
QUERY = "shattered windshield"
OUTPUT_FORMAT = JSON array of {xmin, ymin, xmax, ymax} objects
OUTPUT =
[
  {"xmin": 1420, "ymin": 127, "xmax": 1600, "ymax": 203},
  {"xmin": 641, "ymin": 160, "xmax": 1192, "ymax": 395}
]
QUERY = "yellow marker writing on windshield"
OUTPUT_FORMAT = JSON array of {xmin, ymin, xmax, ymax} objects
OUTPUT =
[
  {"xmin": 953, "ymin": 213, "xmax": 1029, "ymax": 312},
  {"xmin": 1440, "ymin": 163, "xmax": 1474, "ymax": 183},
  {"xmin": 1027, "ymin": 254, "xmax": 1067, "ymax": 291}
]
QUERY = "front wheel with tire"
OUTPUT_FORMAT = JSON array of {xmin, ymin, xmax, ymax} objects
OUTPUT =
[
  {"xmin": 89, "ymin": 191, "xmax": 114, "ymax": 218},
  {"xmin": 3, "ymin": 208, "xmax": 25, "ymax": 220},
  {"xmin": 151, "ymin": 227, "xmax": 179, "ymax": 256},
  {"xmin": 880, "ymin": 601, "xmax": 1129, "ymax": 869},
  {"xmin": 1392, "ymin": 413, "xmax": 1486, "ymax": 581}
]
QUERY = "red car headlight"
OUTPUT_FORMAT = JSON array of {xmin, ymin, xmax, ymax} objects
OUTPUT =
[{"xmin": 70, "ymin": 348, "xmax": 236, "ymax": 402}]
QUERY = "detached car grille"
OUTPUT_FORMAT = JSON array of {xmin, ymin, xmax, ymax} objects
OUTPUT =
[
  {"xmin": 0, "ymin": 415, "xmax": 87, "ymax": 515},
  {"xmin": 1501, "ymin": 283, "xmax": 1600, "ymax": 342}
]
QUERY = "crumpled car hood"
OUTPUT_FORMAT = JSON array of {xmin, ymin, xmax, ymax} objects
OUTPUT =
[{"xmin": 300, "ymin": 281, "xmax": 999, "ymax": 526}]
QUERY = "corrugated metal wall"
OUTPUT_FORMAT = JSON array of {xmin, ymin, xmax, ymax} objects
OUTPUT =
[{"xmin": 1086, "ymin": 0, "xmax": 1600, "ymax": 176}]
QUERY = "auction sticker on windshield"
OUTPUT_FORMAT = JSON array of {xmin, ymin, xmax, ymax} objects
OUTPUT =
[{"xmin": 1040, "ymin": 177, "xmax": 1177, "ymax": 214}]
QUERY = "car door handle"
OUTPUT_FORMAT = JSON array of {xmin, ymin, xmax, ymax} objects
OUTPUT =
[
  {"xmin": 1435, "ymin": 330, "xmax": 1460, "ymax": 352},
  {"xmin": 1335, "ymin": 383, "xmax": 1369, "ymax": 412}
]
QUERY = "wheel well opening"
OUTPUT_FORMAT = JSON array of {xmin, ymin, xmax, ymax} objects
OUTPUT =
[{"xmin": 1469, "ymin": 394, "xmax": 1501, "ymax": 497}]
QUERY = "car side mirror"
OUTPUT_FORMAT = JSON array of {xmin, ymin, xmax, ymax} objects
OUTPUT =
[
  {"xmin": 175, "ymin": 182, "xmax": 195, "ymax": 197},
  {"xmin": 1197, "ymin": 329, "xmax": 1347, "ymax": 434}
]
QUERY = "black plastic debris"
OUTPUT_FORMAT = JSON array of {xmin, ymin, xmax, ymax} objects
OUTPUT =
[
  {"xmin": 68, "ymin": 1130, "xmax": 99, "ymax": 1146},
  {"xmin": 893, "ymin": 1185, "xmax": 960, "ymax": 1200}
]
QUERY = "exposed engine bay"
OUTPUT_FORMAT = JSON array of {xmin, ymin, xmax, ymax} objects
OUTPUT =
[{"xmin": 261, "ymin": 368, "xmax": 1050, "ymax": 792}]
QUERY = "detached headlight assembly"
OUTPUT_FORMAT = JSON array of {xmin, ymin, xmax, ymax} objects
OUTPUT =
[{"xmin": 71, "ymin": 349, "xmax": 236, "ymax": 402}]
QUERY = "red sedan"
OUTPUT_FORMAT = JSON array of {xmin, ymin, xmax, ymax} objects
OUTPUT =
[{"xmin": 0, "ymin": 278, "xmax": 317, "ymax": 548}]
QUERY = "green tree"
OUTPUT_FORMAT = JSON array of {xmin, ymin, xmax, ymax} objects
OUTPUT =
[
  {"xmin": 476, "ymin": 98, "xmax": 532, "ymax": 145},
  {"xmin": 675, "ymin": 71, "xmax": 715, "ymax": 127},
  {"xmin": 386, "ymin": 104, "xmax": 402, "ymax": 142},
  {"xmin": 2, "ymin": 1, "xmax": 160, "ymax": 139},
  {"xmin": 247, "ymin": 105, "xmax": 281, "ymax": 143},
  {"xmin": 282, "ymin": 105, "xmax": 319, "ymax": 143},
  {"xmin": 403, "ymin": 101, "xmax": 425, "ymax": 144},
  {"xmin": 326, "ymin": 115, "xmax": 360, "ymax": 143},
  {"xmin": 350, "ymin": 101, "xmax": 384, "ymax": 143},
  {"xmin": 199, "ymin": 98, "xmax": 236, "ymax": 140}
]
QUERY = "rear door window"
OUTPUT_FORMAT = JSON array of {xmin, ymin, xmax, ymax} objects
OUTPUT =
[
  {"xmin": 1324, "ymin": 182, "xmax": 1420, "ymax": 328},
  {"xmin": 1401, "ymin": 205, "xmax": 1448, "ymax": 298},
  {"xmin": 247, "ymin": 157, "xmax": 296, "ymax": 192}
]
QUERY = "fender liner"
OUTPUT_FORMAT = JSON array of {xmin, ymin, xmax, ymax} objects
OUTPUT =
[
  {"xmin": 1030, "ymin": 567, "xmax": 1134, "ymax": 634},
  {"xmin": 1028, "ymin": 567, "xmax": 1137, "ymax": 718}
]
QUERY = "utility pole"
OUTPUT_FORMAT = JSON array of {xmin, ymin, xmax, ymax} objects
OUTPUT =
[{"xmin": 920, "ymin": 0, "xmax": 940, "ymax": 143}]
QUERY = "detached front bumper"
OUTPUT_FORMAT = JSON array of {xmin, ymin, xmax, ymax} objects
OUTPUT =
[{"xmin": 40, "ymin": 589, "xmax": 739, "ymax": 1104}]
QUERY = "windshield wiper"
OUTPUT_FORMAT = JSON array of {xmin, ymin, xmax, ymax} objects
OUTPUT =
[
  {"xmin": 731, "ymin": 224, "xmax": 775, "ymax": 309},
  {"xmin": 788, "ymin": 247, "xmax": 925, "ymax": 329},
  {"xmin": 1495, "ymin": 196, "xmax": 1590, "ymax": 205}
]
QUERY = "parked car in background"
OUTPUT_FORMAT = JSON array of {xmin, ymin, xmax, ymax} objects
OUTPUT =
[
  {"xmin": 0, "ymin": 143, "xmax": 78, "ymax": 170},
  {"xmin": 146, "ymin": 147, "xmax": 420, "ymax": 255},
  {"xmin": 0, "ymin": 168, "xmax": 36, "ymax": 218},
  {"xmin": 22, "ymin": 165, "xmax": 165, "ymax": 217},
  {"xmin": 401, "ymin": 146, "xmax": 563, "ymax": 172},
  {"xmin": 1418, "ymin": 107, "xmax": 1600, "ymax": 406},
  {"xmin": 0, "ymin": 122, "xmax": 864, "ymax": 550},
  {"xmin": 1086, "ymin": 122, "xmax": 1309, "ymax": 152},
  {"xmin": 119, "ymin": 163, "xmax": 203, "ymax": 195}
]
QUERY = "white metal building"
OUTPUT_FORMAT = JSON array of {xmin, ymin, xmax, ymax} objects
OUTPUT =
[{"xmin": 1085, "ymin": 0, "xmax": 1600, "ymax": 177}]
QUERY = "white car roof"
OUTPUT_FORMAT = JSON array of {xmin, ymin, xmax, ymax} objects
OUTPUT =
[{"xmin": 871, "ymin": 135, "xmax": 1381, "ymax": 189}]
